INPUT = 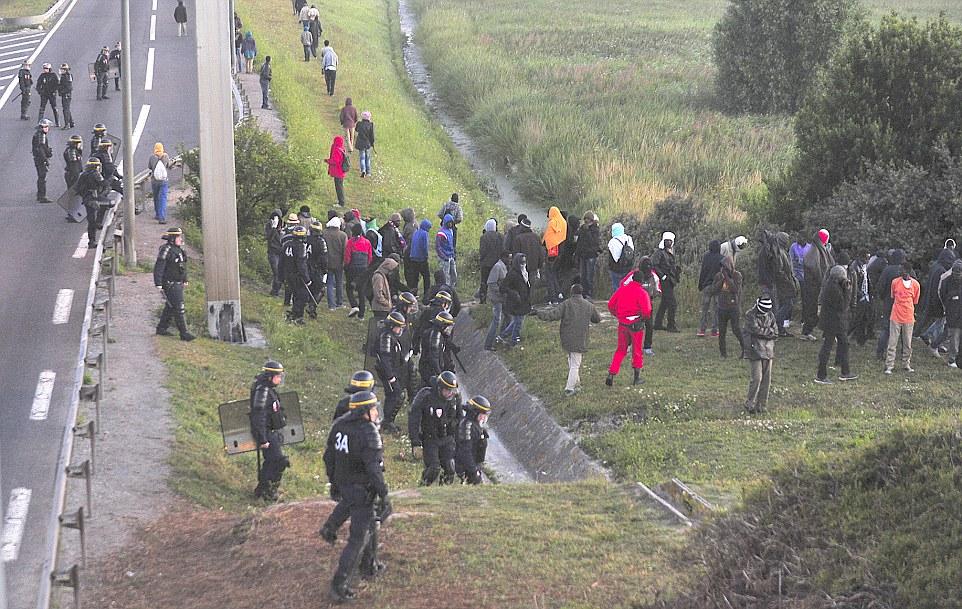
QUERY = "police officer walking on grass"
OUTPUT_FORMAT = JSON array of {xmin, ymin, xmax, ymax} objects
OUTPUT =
[
  {"xmin": 283, "ymin": 224, "xmax": 311, "ymax": 324},
  {"xmin": 408, "ymin": 370, "xmax": 461, "ymax": 485},
  {"xmin": 153, "ymin": 227, "xmax": 196, "ymax": 341},
  {"xmin": 306, "ymin": 219, "xmax": 329, "ymax": 317},
  {"xmin": 32, "ymin": 119, "xmax": 53, "ymax": 203},
  {"xmin": 456, "ymin": 395, "xmax": 492, "ymax": 484},
  {"xmin": 250, "ymin": 360, "xmax": 291, "ymax": 501},
  {"xmin": 17, "ymin": 61, "xmax": 32, "ymax": 120},
  {"xmin": 321, "ymin": 390, "xmax": 391, "ymax": 603},
  {"xmin": 333, "ymin": 370, "xmax": 376, "ymax": 420},
  {"xmin": 375, "ymin": 311, "xmax": 406, "ymax": 434}
]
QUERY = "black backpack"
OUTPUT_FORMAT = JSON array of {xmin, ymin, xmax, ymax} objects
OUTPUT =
[{"xmin": 610, "ymin": 238, "xmax": 634, "ymax": 273}]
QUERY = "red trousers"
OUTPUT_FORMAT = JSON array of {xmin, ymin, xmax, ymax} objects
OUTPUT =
[{"xmin": 608, "ymin": 324, "xmax": 645, "ymax": 374}]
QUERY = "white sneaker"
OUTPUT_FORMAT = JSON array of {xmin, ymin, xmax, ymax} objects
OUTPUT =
[
  {"xmin": 884, "ymin": 368, "xmax": 892, "ymax": 375},
  {"xmin": 904, "ymin": 366, "xmax": 915, "ymax": 373},
  {"xmin": 949, "ymin": 361, "xmax": 958, "ymax": 368},
  {"xmin": 347, "ymin": 307, "xmax": 359, "ymax": 318}
]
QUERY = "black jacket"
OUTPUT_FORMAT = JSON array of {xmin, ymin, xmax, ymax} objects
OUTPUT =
[
  {"xmin": 479, "ymin": 230, "xmax": 504, "ymax": 268},
  {"xmin": 57, "ymin": 71, "xmax": 73, "ymax": 96},
  {"xmin": 306, "ymin": 233, "xmax": 329, "ymax": 273},
  {"xmin": 876, "ymin": 249, "xmax": 905, "ymax": 312},
  {"xmin": 174, "ymin": 4, "xmax": 188, "ymax": 23},
  {"xmin": 153, "ymin": 242, "xmax": 187, "ymax": 285},
  {"xmin": 36, "ymin": 72, "xmax": 58, "ymax": 96},
  {"xmin": 355, "ymin": 120, "xmax": 375, "ymax": 150},
  {"xmin": 652, "ymin": 248, "xmax": 679, "ymax": 286},
  {"xmin": 17, "ymin": 68, "xmax": 32, "ymax": 91},
  {"xmin": 379, "ymin": 222, "xmax": 404, "ymax": 260},
  {"xmin": 265, "ymin": 210, "xmax": 283, "ymax": 254},
  {"xmin": 408, "ymin": 386, "xmax": 459, "ymax": 446},
  {"xmin": 249, "ymin": 377, "xmax": 284, "ymax": 445},
  {"xmin": 324, "ymin": 409, "xmax": 388, "ymax": 499},
  {"xmin": 818, "ymin": 267, "xmax": 850, "ymax": 334},
  {"xmin": 32, "ymin": 129, "xmax": 52, "ymax": 163},
  {"xmin": 940, "ymin": 272, "xmax": 962, "ymax": 329},
  {"xmin": 698, "ymin": 240, "xmax": 723, "ymax": 291},
  {"xmin": 418, "ymin": 323, "xmax": 455, "ymax": 380},
  {"xmin": 922, "ymin": 248, "xmax": 957, "ymax": 317},
  {"xmin": 282, "ymin": 236, "xmax": 310, "ymax": 284},
  {"xmin": 575, "ymin": 222, "xmax": 601, "ymax": 259},
  {"xmin": 94, "ymin": 53, "xmax": 109, "ymax": 75},
  {"xmin": 455, "ymin": 414, "xmax": 488, "ymax": 482},
  {"xmin": 376, "ymin": 326, "xmax": 403, "ymax": 380},
  {"xmin": 75, "ymin": 167, "xmax": 106, "ymax": 204},
  {"xmin": 501, "ymin": 265, "xmax": 531, "ymax": 317}
]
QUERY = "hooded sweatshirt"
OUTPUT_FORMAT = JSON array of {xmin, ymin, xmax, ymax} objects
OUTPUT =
[
  {"xmin": 607, "ymin": 275, "xmax": 653, "ymax": 326},
  {"xmin": 698, "ymin": 240, "xmax": 723, "ymax": 291},
  {"xmin": 607, "ymin": 223, "xmax": 635, "ymax": 273},
  {"xmin": 371, "ymin": 258, "xmax": 399, "ymax": 312},
  {"xmin": 479, "ymin": 218, "xmax": 504, "ymax": 268},
  {"xmin": 818, "ymin": 265, "xmax": 850, "ymax": 333},
  {"xmin": 400, "ymin": 208, "xmax": 417, "ymax": 253},
  {"xmin": 265, "ymin": 209, "xmax": 284, "ymax": 255},
  {"xmin": 719, "ymin": 235, "xmax": 748, "ymax": 264},
  {"xmin": 436, "ymin": 214, "xmax": 455, "ymax": 261},
  {"xmin": 326, "ymin": 136, "xmax": 346, "ymax": 178},
  {"xmin": 410, "ymin": 219, "xmax": 431, "ymax": 262},
  {"xmin": 922, "ymin": 247, "xmax": 958, "ymax": 317},
  {"xmin": 939, "ymin": 261, "xmax": 962, "ymax": 329},
  {"xmin": 802, "ymin": 231, "xmax": 834, "ymax": 292},
  {"xmin": 542, "ymin": 206, "xmax": 567, "ymax": 258},
  {"xmin": 652, "ymin": 231, "xmax": 678, "ymax": 285},
  {"xmin": 513, "ymin": 223, "xmax": 546, "ymax": 274},
  {"xmin": 323, "ymin": 217, "xmax": 347, "ymax": 271},
  {"xmin": 876, "ymin": 249, "xmax": 905, "ymax": 311},
  {"xmin": 501, "ymin": 253, "xmax": 532, "ymax": 316}
]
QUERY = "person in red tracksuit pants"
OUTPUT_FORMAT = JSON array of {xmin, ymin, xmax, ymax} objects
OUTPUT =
[{"xmin": 606, "ymin": 270, "xmax": 653, "ymax": 386}]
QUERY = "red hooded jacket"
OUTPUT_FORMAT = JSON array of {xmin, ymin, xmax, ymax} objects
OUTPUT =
[
  {"xmin": 607, "ymin": 278, "xmax": 652, "ymax": 325},
  {"xmin": 326, "ymin": 136, "xmax": 347, "ymax": 179}
]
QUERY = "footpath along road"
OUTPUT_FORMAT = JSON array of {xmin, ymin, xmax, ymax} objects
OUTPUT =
[{"xmin": 0, "ymin": 0, "xmax": 198, "ymax": 606}]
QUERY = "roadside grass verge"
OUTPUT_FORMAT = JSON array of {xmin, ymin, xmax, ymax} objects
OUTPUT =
[{"xmin": 0, "ymin": 0, "xmax": 52, "ymax": 18}]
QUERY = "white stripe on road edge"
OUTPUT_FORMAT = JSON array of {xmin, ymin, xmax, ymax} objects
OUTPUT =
[
  {"xmin": 0, "ymin": 0, "xmax": 82, "ymax": 113},
  {"xmin": 0, "ymin": 488, "xmax": 31, "ymax": 562},
  {"xmin": 0, "ymin": 64, "xmax": 25, "ymax": 73},
  {"xmin": 0, "ymin": 55, "xmax": 29, "ymax": 66},
  {"xmin": 145, "ymin": 47, "xmax": 155, "ymax": 90},
  {"xmin": 152, "ymin": 0, "xmax": 157, "ymax": 10},
  {"xmin": 0, "ymin": 47, "xmax": 34, "ymax": 59},
  {"xmin": 0, "ymin": 31, "xmax": 45, "ymax": 42},
  {"xmin": 72, "ymin": 234, "xmax": 88, "ymax": 258},
  {"xmin": 30, "ymin": 370, "xmax": 56, "ymax": 421},
  {"xmin": 150, "ymin": 14, "xmax": 156, "ymax": 41},
  {"xmin": 52, "ymin": 289, "xmax": 74, "ymax": 324},
  {"xmin": 117, "ymin": 104, "xmax": 150, "ymax": 173},
  {"xmin": 0, "ymin": 40, "xmax": 42, "ymax": 52}
]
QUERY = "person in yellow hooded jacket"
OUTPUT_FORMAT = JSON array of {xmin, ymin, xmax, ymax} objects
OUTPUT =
[{"xmin": 542, "ymin": 206, "xmax": 568, "ymax": 304}]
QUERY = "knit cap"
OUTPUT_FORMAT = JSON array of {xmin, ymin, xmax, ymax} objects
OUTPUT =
[{"xmin": 757, "ymin": 296, "xmax": 773, "ymax": 312}]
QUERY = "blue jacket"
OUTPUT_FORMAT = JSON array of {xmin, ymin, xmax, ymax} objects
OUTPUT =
[
  {"xmin": 436, "ymin": 214, "xmax": 455, "ymax": 261},
  {"xmin": 410, "ymin": 219, "xmax": 431, "ymax": 262}
]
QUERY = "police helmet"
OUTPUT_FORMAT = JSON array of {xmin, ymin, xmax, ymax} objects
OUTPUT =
[
  {"xmin": 262, "ymin": 360, "xmax": 285, "ymax": 374},
  {"xmin": 93, "ymin": 123, "xmax": 106, "ymax": 134},
  {"xmin": 42, "ymin": 62, "xmax": 51, "ymax": 70},
  {"xmin": 347, "ymin": 370, "xmax": 375, "ymax": 392},
  {"xmin": 468, "ymin": 395, "xmax": 492, "ymax": 413},
  {"xmin": 285, "ymin": 212, "xmax": 299, "ymax": 225},
  {"xmin": 60, "ymin": 63, "xmax": 70, "ymax": 71},
  {"xmin": 433, "ymin": 290, "xmax": 452, "ymax": 305},
  {"xmin": 68, "ymin": 135, "xmax": 83, "ymax": 145},
  {"xmin": 290, "ymin": 224, "xmax": 308, "ymax": 237},
  {"xmin": 38, "ymin": 119, "xmax": 52, "ymax": 128},
  {"xmin": 386, "ymin": 310, "xmax": 406, "ymax": 328},
  {"xmin": 438, "ymin": 370, "xmax": 458, "ymax": 390},
  {"xmin": 162, "ymin": 226, "xmax": 184, "ymax": 240},
  {"xmin": 309, "ymin": 218, "xmax": 323, "ymax": 232},
  {"xmin": 434, "ymin": 310, "xmax": 455, "ymax": 327},
  {"xmin": 398, "ymin": 291, "xmax": 417, "ymax": 307},
  {"xmin": 349, "ymin": 390, "xmax": 379, "ymax": 410},
  {"xmin": 85, "ymin": 157, "xmax": 102, "ymax": 168}
]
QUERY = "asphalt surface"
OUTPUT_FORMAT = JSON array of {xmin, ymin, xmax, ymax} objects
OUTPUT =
[{"xmin": 0, "ymin": 0, "xmax": 199, "ymax": 606}]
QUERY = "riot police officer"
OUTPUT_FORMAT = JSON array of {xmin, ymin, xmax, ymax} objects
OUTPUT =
[
  {"xmin": 393, "ymin": 291, "xmax": 419, "ymax": 400},
  {"xmin": 375, "ymin": 311, "xmax": 406, "ymax": 433},
  {"xmin": 17, "ymin": 61, "xmax": 32, "ymax": 120},
  {"xmin": 282, "ymin": 224, "xmax": 311, "ymax": 324},
  {"xmin": 35, "ymin": 63, "xmax": 59, "ymax": 126},
  {"xmin": 249, "ymin": 360, "xmax": 290, "ymax": 501},
  {"xmin": 280, "ymin": 212, "xmax": 301, "ymax": 306},
  {"xmin": 94, "ymin": 47, "xmax": 110, "ymax": 100},
  {"xmin": 153, "ymin": 227, "xmax": 196, "ymax": 341},
  {"xmin": 90, "ymin": 123, "xmax": 107, "ymax": 155},
  {"xmin": 32, "ymin": 119, "xmax": 53, "ymax": 202},
  {"xmin": 408, "ymin": 370, "xmax": 461, "ymax": 485},
  {"xmin": 63, "ymin": 135, "xmax": 83, "ymax": 188},
  {"xmin": 418, "ymin": 310, "xmax": 458, "ymax": 385},
  {"xmin": 321, "ymin": 391, "xmax": 391, "ymax": 602},
  {"xmin": 109, "ymin": 42, "xmax": 122, "ymax": 91},
  {"xmin": 58, "ymin": 64, "xmax": 74, "ymax": 129},
  {"xmin": 306, "ymin": 219, "xmax": 329, "ymax": 318},
  {"xmin": 75, "ymin": 157, "xmax": 108, "ymax": 246},
  {"xmin": 333, "ymin": 370, "xmax": 376, "ymax": 421},
  {"xmin": 456, "ymin": 396, "xmax": 492, "ymax": 484},
  {"xmin": 93, "ymin": 140, "xmax": 123, "ymax": 193}
]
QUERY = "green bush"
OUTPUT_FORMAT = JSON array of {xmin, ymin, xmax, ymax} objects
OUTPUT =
[
  {"xmin": 787, "ymin": 15, "xmax": 962, "ymax": 211},
  {"xmin": 712, "ymin": 0, "xmax": 861, "ymax": 114}
]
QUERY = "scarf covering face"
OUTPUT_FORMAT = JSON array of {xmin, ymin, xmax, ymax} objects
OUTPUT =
[
  {"xmin": 543, "ymin": 206, "xmax": 567, "ymax": 252},
  {"xmin": 512, "ymin": 253, "xmax": 529, "ymax": 285}
]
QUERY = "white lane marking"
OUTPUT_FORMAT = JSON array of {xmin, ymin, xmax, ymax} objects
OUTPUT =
[
  {"xmin": 152, "ymin": 0, "xmax": 157, "ymax": 10},
  {"xmin": 0, "ymin": 40, "xmax": 41, "ymax": 52},
  {"xmin": 150, "ymin": 14, "xmax": 156, "ymax": 41},
  {"xmin": 52, "ymin": 289, "xmax": 74, "ymax": 324},
  {"xmin": 0, "ymin": 64, "xmax": 25, "ymax": 73},
  {"xmin": 0, "ymin": 489, "xmax": 31, "ymax": 562},
  {"xmin": 30, "ymin": 371, "xmax": 57, "ymax": 421},
  {"xmin": 0, "ymin": 0, "xmax": 81, "ymax": 112},
  {"xmin": 72, "ymin": 234, "xmax": 88, "ymax": 258},
  {"xmin": 145, "ymin": 47, "xmax": 155, "ymax": 90},
  {"xmin": 0, "ymin": 48, "xmax": 34, "ymax": 59},
  {"xmin": 0, "ymin": 55, "xmax": 29, "ymax": 66},
  {"xmin": 0, "ymin": 31, "xmax": 45, "ymax": 42},
  {"xmin": 117, "ymin": 104, "xmax": 150, "ymax": 173}
]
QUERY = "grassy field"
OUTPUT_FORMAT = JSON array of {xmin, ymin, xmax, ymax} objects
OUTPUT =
[
  {"xmin": 409, "ymin": 0, "xmax": 962, "ymax": 222},
  {"xmin": 0, "ymin": 0, "xmax": 51, "ymax": 18}
]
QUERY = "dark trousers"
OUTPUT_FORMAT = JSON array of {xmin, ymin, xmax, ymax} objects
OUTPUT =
[
  {"xmin": 717, "ymin": 307, "xmax": 744, "ymax": 357},
  {"xmin": 96, "ymin": 73, "xmax": 108, "ymax": 99},
  {"xmin": 345, "ymin": 266, "xmax": 366, "ymax": 317},
  {"xmin": 478, "ymin": 264, "xmax": 493, "ymax": 302},
  {"xmin": 35, "ymin": 161, "xmax": 48, "ymax": 199},
  {"xmin": 308, "ymin": 267, "xmax": 325, "ymax": 311},
  {"xmin": 421, "ymin": 436, "xmax": 456, "ymax": 485},
  {"xmin": 654, "ymin": 281, "xmax": 677, "ymax": 329},
  {"xmin": 330, "ymin": 485, "xmax": 377, "ymax": 587},
  {"xmin": 850, "ymin": 300, "xmax": 874, "ymax": 345},
  {"xmin": 258, "ymin": 431, "xmax": 287, "ymax": 486},
  {"xmin": 643, "ymin": 318, "xmax": 653, "ymax": 349},
  {"xmin": 303, "ymin": 45, "xmax": 311, "ymax": 61},
  {"xmin": 580, "ymin": 256, "xmax": 597, "ymax": 298},
  {"xmin": 260, "ymin": 79, "xmax": 269, "ymax": 108},
  {"xmin": 158, "ymin": 281, "xmax": 190, "ymax": 336},
  {"xmin": 287, "ymin": 279, "xmax": 309, "ymax": 319},
  {"xmin": 545, "ymin": 258, "xmax": 561, "ymax": 301},
  {"xmin": 61, "ymin": 94, "xmax": 73, "ymax": 127},
  {"xmin": 84, "ymin": 201, "xmax": 104, "ymax": 245},
  {"xmin": 404, "ymin": 259, "xmax": 430, "ymax": 298},
  {"xmin": 876, "ymin": 304, "xmax": 892, "ymax": 358},
  {"xmin": 775, "ymin": 293, "xmax": 793, "ymax": 330},
  {"xmin": 801, "ymin": 282, "xmax": 819, "ymax": 335},
  {"xmin": 378, "ymin": 368, "xmax": 402, "ymax": 423},
  {"xmin": 65, "ymin": 165, "xmax": 80, "ymax": 188},
  {"xmin": 333, "ymin": 176, "xmax": 345, "ymax": 206},
  {"xmin": 19, "ymin": 88, "xmax": 30, "ymax": 118},
  {"xmin": 818, "ymin": 329, "xmax": 850, "ymax": 378},
  {"xmin": 38, "ymin": 93, "xmax": 58, "ymax": 125},
  {"xmin": 268, "ymin": 251, "xmax": 282, "ymax": 295},
  {"xmin": 324, "ymin": 68, "xmax": 336, "ymax": 95}
]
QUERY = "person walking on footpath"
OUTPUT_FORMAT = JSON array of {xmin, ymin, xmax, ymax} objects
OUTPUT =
[
  {"xmin": 575, "ymin": 211, "xmax": 601, "ymax": 300},
  {"xmin": 234, "ymin": 30, "xmax": 244, "ymax": 72},
  {"xmin": 322, "ymin": 40, "xmax": 338, "ymax": 96},
  {"xmin": 605, "ymin": 270, "xmax": 653, "ymax": 386},
  {"xmin": 484, "ymin": 251, "xmax": 511, "ymax": 350},
  {"xmin": 697, "ymin": 239, "xmax": 723, "ymax": 337},
  {"xmin": 606, "ymin": 222, "xmax": 635, "ymax": 295},
  {"xmin": 300, "ymin": 24, "xmax": 313, "ymax": 61},
  {"xmin": 743, "ymin": 296, "xmax": 777, "ymax": 414},
  {"xmin": 436, "ymin": 213, "xmax": 457, "ymax": 287},
  {"xmin": 940, "ymin": 260, "xmax": 962, "ymax": 368},
  {"xmin": 324, "ymin": 216, "xmax": 347, "ymax": 309},
  {"xmin": 174, "ymin": 1, "xmax": 188, "ymax": 37},
  {"xmin": 242, "ymin": 31, "xmax": 258, "ymax": 74},
  {"xmin": 339, "ymin": 98, "xmax": 358, "ymax": 152},
  {"xmin": 148, "ymin": 142, "xmax": 173, "ymax": 223},
  {"xmin": 258, "ymin": 55, "xmax": 271, "ymax": 109},
  {"xmin": 652, "ymin": 231, "xmax": 680, "ymax": 332},
  {"xmin": 884, "ymin": 261, "xmax": 920, "ymax": 374},
  {"xmin": 538, "ymin": 283, "xmax": 601, "ymax": 395},
  {"xmin": 355, "ymin": 111, "xmax": 375, "ymax": 177},
  {"xmin": 711, "ymin": 256, "xmax": 745, "ymax": 358},
  {"xmin": 407, "ymin": 218, "xmax": 432, "ymax": 297},
  {"xmin": 815, "ymin": 265, "xmax": 858, "ymax": 383},
  {"xmin": 325, "ymin": 135, "xmax": 348, "ymax": 207},
  {"xmin": 309, "ymin": 15, "xmax": 322, "ymax": 58}
]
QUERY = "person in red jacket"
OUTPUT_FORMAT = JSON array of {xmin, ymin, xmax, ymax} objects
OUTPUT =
[
  {"xmin": 343, "ymin": 223, "xmax": 373, "ymax": 319},
  {"xmin": 325, "ymin": 135, "xmax": 347, "ymax": 207},
  {"xmin": 606, "ymin": 270, "xmax": 653, "ymax": 386}
]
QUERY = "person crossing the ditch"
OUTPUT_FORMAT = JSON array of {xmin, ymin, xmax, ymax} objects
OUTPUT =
[
  {"xmin": 408, "ymin": 370, "xmax": 461, "ymax": 486},
  {"xmin": 249, "ymin": 360, "xmax": 291, "ymax": 501}
]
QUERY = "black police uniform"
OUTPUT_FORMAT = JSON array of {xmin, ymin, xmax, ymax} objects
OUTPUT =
[
  {"xmin": 282, "ymin": 232, "xmax": 310, "ymax": 321},
  {"xmin": 375, "ymin": 325, "xmax": 404, "ymax": 426},
  {"xmin": 35, "ymin": 71, "xmax": 59, "ymax": 125},
  {"xmin": 31, "ymin": 126, "xmax": 52, "ymax": 201},
  {"xmin": 305, "ymin": 231, "xmax": 328, "ymax": 316},
  {"xmin": 249, "ymin": 374, "xmax": 290, "ymax": 500},
  {"xmin": 109, "ymin": 47, "xmax": 122, "ymax": 91},
  {"xmin": 75, "ymin": 165, "xmax": 107, "ymax": 246},
  {"xmin": 58, "ymin": 70, "xmax": 74, "ymax": 128},
  {"xmin": 63, "ymin": 144, "xmax": 83, "ymax": 188},
  {"xmin": 279, "ymin": 226, "xmax": 296, "ymax": 305},
  {"xmin": 395, "ymin": 305, "xmax": 419, "ymax": 399},
  {"xmin": 153, "ymin": 239, "xmax": 192, "ymax": 339},
  {"xmin": 408, "ymin": 385, "xmax": 459, "ymax": 485},
  {"xmin": 411, "ymin": 303, "xmax": 441, "ymax": 356},
  {"xmin": 89, "ymin": 132, "xmax": 104, "ymax": 156},
  {"xmin": 456, "ymin": 413, "xmax": 488, "ymax": 484},
  {"xmin": 93, "ymin": 148, "xmax": 123, "ymax": 193},
  {"xmin": 418, "ymin": 321, "xmax": 457, "ymax": 385},
  {"xmin": 94, "ymin": 51, "xmax": 110, "ymax": 99},
  {"xmin": 17, "ymin": 67, "xmax": 32, "ymax": 120},
  {"xmin": 322, "ymin": 408, "xmax": 389, "ymax": 594}
]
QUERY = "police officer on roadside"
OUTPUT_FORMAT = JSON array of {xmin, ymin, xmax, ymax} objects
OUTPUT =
[
  {"xmin": 153, "ymin": 227, "xmax": 196, "ymax": 341},
  {"xmin": 35, "ymin": 63, "xmax": 59, "ymax": 126},
  {"xmin": 32, "ymin": 119, "xmax": 53, "ymax": 203},
  {"xmin": 418, "ymin": 310, "xmax": 458, "ymax": 385},
  {"xmin": 333, "ymin": 370, "xmax": 376, "ymax": 420},
  {"xmin": 306, "ymin": 218, "xmax": 329, "ymax": 318},
  {"xmin": 282, "ymin": 224, "xmax": 311, "ymax": 324},
  {"xmin": 408, "ymin": 370, "xmax": 461, "ymax": 485},
  {"xmin": 58, "ymin": 64, "xmax": 74, "ymax": 129},
  {"xmin": 94, "ymin": 46, "xmax": 110, "ymax": 100},
  {"xmin": 375, "ymin": 311, "xmax": 406, "ymax": 434},
  {"xmin": 63, "ymin": 135, "xmax": 83, "ymax": 188},
  {"xmin": 249, "ymin": 360, "xmax": 290, "ymax": 501},
  {"xmin": 75, "ymin": 157, "xmax": 107, "ymax": 245},
  {"xmin": 109, "ymin": 42, "xmax": 122, "ymax": 91},
  {"xmin": 17, "ymin": 61, "xmax": 32, "ymax": 120},
  {"xmin": 90, "ymin": 123, "xmax": 107, "ymax": 155},
  {"xmin": 93, "ymin": 140, "xmax": 123, "ymax": 193},
  {"xmin": 456, "ymin": 396, "xmax": 492, "ymax": 484},
  {"xmin": 321, "ymin": 390, "xmax": 391, "ymax": 602}
]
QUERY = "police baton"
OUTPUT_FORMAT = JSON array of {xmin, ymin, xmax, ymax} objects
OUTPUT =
[
  {"xmin": 302, "ymin": 280, "xmax": 319, "ymax": 308},
  {"xmin": 452, "ymin": 348, "xmax": 468, "ymax": 374}
]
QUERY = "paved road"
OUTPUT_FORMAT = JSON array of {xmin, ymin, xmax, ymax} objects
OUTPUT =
[{"xmin": 0, "ymin": 0, "xmax": 199, "ymax": 606}]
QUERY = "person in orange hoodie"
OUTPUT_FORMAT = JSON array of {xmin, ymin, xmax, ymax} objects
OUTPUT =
[
  {"xmin": 542, "ymin": 206, "xmax": 567, "ymax": 304},
  {"xmin": 884, "ymin": 261, "xmax": 921, "ymax": 374},
  {"xmin": 606, "ymin": 270, "xmax": 653, "ymax": 386}
]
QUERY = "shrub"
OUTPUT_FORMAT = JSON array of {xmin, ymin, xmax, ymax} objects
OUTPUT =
[{"xmin": 712, "ymin": 0, "xmax": 861, "ymax": 114}]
